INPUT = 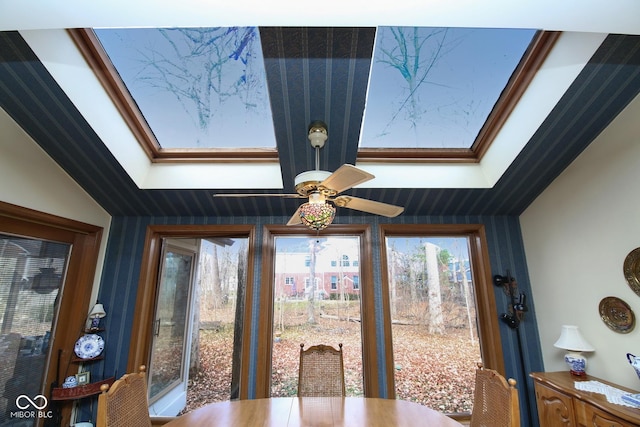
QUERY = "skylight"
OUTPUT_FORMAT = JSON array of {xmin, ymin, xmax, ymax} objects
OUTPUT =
[
  {"xmin": 361, "ymin": 27, "xmax": 536, "ymax": 150},
  {"xmin": 94, "ymin": 27, "xmax": 275, "ymax": 150},
  {"xmin": 87, "ymin": 26, "xmax": 546, "ymax": 164}
]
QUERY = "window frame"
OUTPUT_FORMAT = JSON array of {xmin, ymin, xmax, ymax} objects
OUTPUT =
[
  {"xmin": 378, "ymin": 223, "xmax": 504, "ymax": 398},
  {"xmin": 255, "ymin": 224, "xmax": 380, "ymax": 398}
]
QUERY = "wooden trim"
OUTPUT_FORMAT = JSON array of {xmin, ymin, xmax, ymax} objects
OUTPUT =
[
  {"xmin": 471, "ymin": 31, "xmax": 560, "ymax": 161},
  {"xmin": 239, "ymin": 229, "xmax": 257, "ymax": 400},
  {"xmin": 377, "ymin": 223, "xmax": 505, "ymax": 393},
  {"xmin": 0, "ymin": 201, "xmax": 103, "ymax": 426},
  {"xmin": 255, "ymin": 225, "xmax": 379, "ymax": 398},
  {"xmin": 255, "ymin": 226, "xmax": 276, "ymax": 398},
  {"xmin": 469, "ymin": 227, "xmax": 505, "ymax": 374},
  {"xmin": 127, "ymin": 224, "xmax": 256, "ymax": 400},
  {"xmin": 357, "ymin": 148, "xmax": 478, "ymax": 163},
  {"xmin": 66, "ymin": 28, "xmax": 158, "ymax": 160},
  {"xmin": 359, "ymin": 225, "xmax": 378, "ymax": 397}
]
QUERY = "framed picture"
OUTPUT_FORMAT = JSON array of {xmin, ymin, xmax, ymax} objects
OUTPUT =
[{"xmin": 76, "ymin": 371, "xmax": 90, "ymax": 386}]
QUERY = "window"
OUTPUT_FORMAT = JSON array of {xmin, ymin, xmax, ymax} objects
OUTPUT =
[
  {"xmin": 379, "ymin": 224, "xmax": 504, "ymax": 418},
  {"xmin": 271, "ymin": 236, "xmax": 364, "ymax": 397},
  {"xmin": 253, "ymin": 224, "xmax": 501, "ymax": 402},
  {"xmin": 353, "ymin": 276, "xmax": 360, "ymax": 290},
  {"xmin": 340, "ymin": 255, "xmax": 350, "ymax": 267}
]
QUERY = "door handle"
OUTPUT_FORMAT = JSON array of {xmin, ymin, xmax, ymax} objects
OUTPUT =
[{"xmin": 154, "ymin": 318, "xmax": 161, "ymax": 336}]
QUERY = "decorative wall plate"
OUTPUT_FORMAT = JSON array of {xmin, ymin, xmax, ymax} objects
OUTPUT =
[
  {"xmin": 599, "ymin": 296, "xmax": 635, "ymax": 333},
  {"xmin": 623, "ymin": 247, "xmax": 640, "ymax": 297},
  {"xmin": 74, "ymin": 333, "xmax": 105, "ymax": 359}
]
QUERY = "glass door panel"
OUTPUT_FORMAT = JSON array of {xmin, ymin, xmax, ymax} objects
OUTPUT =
[
  {"xmin": 148, "ymin": 242, "xmax": 194, "ymax": 404},
  {"xmin": 271, "ymin": 236, "xmax": 363, "ymax": 397}
]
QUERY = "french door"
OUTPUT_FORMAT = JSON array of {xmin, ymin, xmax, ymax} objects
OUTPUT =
[
  {"xmin": 147, "ymin": 239, "xmax": 197, "ymax": 416},
  {"xmin": 139, "ymin": 231, "xmax": 252, "ymax": 415}
]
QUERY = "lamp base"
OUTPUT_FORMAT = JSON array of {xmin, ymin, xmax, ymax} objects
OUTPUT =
[
  {"xmin": 565, "ymin": 351, "xmax": 588, "ymax": 376},
  {"xmin": 569, "ymin": 369, "xmax": 587, "ymax": 377}
]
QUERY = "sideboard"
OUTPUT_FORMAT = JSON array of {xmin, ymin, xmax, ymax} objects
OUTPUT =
[{"xmin": 530, "ymin": 371, "xmax": 640, "ymax": 427}]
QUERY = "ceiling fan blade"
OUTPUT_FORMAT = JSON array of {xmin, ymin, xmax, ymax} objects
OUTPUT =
[
  {"xmin": 333, "ymin": 195, "xmax": 404, "ymax": 217},
  {"xmin": 320, "ymin": 164, "xmax": 374, "ymax": 194},
  {"xmin": 287, "ymin": 206, "xmax": 303, "ymax": 225},
  {"xmin": 213, "ymin": 193, "xmax": 303, "ymax": 198}
]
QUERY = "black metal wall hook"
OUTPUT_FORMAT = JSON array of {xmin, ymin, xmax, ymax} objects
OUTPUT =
[{"xmin": 494, "ymin": 270, "xmax": 528, "ymax": 329}]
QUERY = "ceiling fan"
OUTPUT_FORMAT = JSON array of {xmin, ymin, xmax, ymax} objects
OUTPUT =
[{"xmin": 214, "ymin": 121, "xmax": 404, "ymax": 230}]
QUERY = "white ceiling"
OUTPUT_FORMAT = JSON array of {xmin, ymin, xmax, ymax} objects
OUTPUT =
[{"xmin": 2, "ymin": 0, "xmax": 640, "ymax": 34}]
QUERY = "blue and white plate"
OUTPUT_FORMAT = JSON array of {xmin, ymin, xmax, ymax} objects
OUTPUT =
[{"xmin": 74, "ymin": 334, "xmax": 104, "ymax": 359}]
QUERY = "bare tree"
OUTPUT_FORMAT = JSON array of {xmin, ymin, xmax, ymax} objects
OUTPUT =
[
  {"xmin": 230, "ymin": 242, "xmax": 247, "ymax": 400},
  {"xmin": 374, "ymin": 27, "xmax": 470, "ymax": 146},
  {"xmin": 306, "ymin": 239, "xmax": 321, "ymax": 324},
  {"xmin": 210, "ymin": 244, "xmax": 223, "ymax": 309},
  {"xmin": 134, "ymin": 27, "xmax": 264, "ymax": 144},
  {"xmin": 425, "ymin": 242, "xmax": 444, "ymax": 334}
]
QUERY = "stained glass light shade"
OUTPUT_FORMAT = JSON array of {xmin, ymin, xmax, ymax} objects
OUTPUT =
[{"xmin": 299, "ymin": 201, "xmax": 336, "ymax": 231}]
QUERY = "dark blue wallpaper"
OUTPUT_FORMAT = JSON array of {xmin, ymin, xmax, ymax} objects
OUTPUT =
[{"xmin": 84, "ymin": 213, "xmax": 542, "ymax": 426}]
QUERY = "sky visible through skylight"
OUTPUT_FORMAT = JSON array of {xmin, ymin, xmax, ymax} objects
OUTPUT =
[
  {"xmin": 360, "ymin": 27, "xmax": 536, "ymax": 149},
  {"xmin": 95, "ymin": 27, "xmax": 275, "ymax": 149}
]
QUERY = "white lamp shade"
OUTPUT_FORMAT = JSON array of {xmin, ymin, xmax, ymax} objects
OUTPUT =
[
  {"xmin": 553, "ymin": 325, "xmax": 594, "ymax": 352},
  {"xmin": 89, "ymin": 303, "xmax": 106, "ymax": 318}
]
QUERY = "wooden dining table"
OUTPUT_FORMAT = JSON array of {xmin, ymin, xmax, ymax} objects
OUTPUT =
[{"xmin": 162, "ymin": 397, "xmax": 464, "ymax": 426}]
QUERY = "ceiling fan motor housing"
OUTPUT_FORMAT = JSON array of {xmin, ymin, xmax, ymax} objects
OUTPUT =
[{"xmin": 294, "ymin": 170, "xmax": 334, "ymax": 196}]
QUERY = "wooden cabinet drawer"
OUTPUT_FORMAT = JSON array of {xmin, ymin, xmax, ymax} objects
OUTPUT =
[
  {"xmin": 574, "ymin": 399, "xmax": 637, "ymax": 427},
  {"xmin": 534, "ymin": 381, "xmax": 575, "ymax": 426}
]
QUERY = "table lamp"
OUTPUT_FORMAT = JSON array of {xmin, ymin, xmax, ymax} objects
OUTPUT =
[
  {"xmin": 88, "ymin": 302, "xmax": 107, "ymax": 331},
  {"xmin": 553, "ymin": 325, "xmax": 594, "ymax": 376}
]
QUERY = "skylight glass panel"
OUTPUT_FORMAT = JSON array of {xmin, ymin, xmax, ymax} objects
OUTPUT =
[
  {"xmin": 94, "ymin": 27, "xmax": 275, "ymax": 149},
  {"xmin": 360, "ymin": 27, "xmax": 536, "ymax": 149}
]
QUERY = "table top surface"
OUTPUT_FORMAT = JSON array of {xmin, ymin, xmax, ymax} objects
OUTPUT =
[{"xmin": 163, "ymin": 397, "xmax": 464, "ymax": 427}]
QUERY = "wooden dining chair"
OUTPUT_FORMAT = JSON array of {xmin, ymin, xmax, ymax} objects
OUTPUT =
[
  {"xmin": 97, "ymin": 365, "xmax": 152, "ymax": 427},
  {"xmin": 469, "ymin": 362, "xmax": 520, "ymax": 427},
  {"xmin": 298, "ymin": 343, "xmax": 345, "ymax": 397}
]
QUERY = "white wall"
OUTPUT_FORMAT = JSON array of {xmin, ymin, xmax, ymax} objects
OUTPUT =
[
  {"xmin": 0, "ymin": 107, "xmax": 112, "ymax": 303},
  {"xmin": 521, "ymin": 93, "xmax": 640, "ymax": 389}
]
